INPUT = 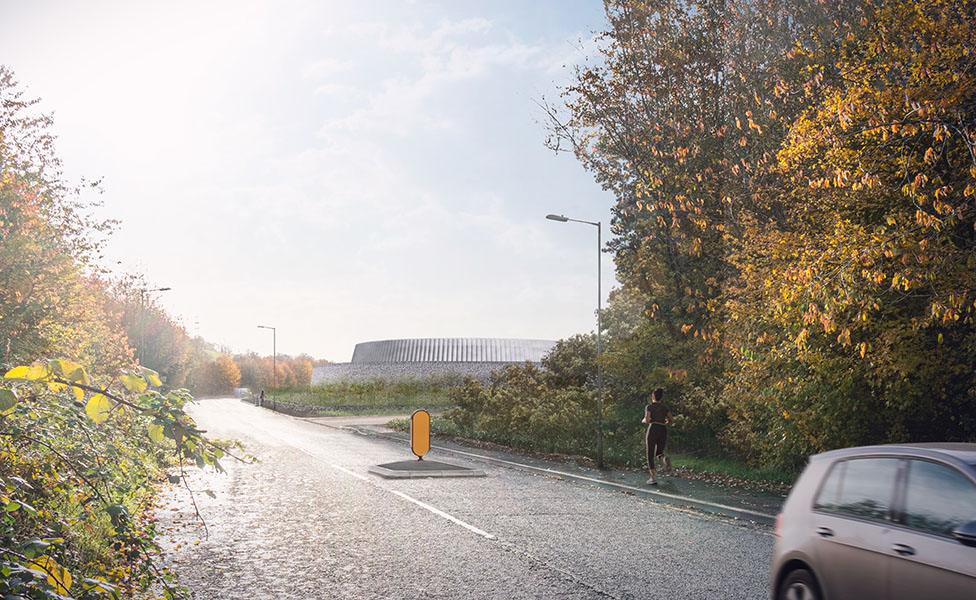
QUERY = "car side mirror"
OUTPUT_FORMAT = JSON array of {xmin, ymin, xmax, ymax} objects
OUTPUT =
[{"xmin": 951, "ymin": 520, "xmax": 976, "ymax": 547}]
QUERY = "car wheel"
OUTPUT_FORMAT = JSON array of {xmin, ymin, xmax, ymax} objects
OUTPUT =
[{"xmin": 777, "ymin": 568, "xmax": 821, "ymax": 600}]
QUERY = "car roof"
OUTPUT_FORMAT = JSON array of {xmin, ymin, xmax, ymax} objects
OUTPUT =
[{"xmin": 812, "ymin": 443, "xmax": 976, "ymax": 467}]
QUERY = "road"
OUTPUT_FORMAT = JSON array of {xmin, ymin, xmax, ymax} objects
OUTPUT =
[{"xmin": 157, "ymin": 399, "xmax": 774, "ymax": 599}]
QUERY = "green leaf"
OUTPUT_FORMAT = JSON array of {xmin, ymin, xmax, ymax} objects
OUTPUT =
[
  {"xmin": 85, "ymin": 394, "xmax": 112, "ymax": 424},
  {"xmin": 0, "ymin": 389, "xmax": 17, "ymax": 415},
  {"xmin": 120, "ymin": 374, "xmax": 147, "ymax": 393},
  {"xmin": 147, "ymin": 423, "xmax": 165, "ymax": 444}
]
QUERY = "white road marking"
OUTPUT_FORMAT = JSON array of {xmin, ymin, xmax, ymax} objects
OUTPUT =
[
  {"xmin": 328, "ymin": 463, "xmax": 496, "ymax": 540},
  {"xmin": 387, "ymin": 488, "xmax": 496, "ymax": 540},
  {"xmin": 217, "ymin": 406, "xmax": 499, "ymax": 542}
]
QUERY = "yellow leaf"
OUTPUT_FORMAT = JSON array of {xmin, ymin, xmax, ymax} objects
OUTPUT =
[
  {"xmin": 30, "ymin": 555, "xmax": 72, "ymax": 595},
  {"xmin": 147, "ymin": 423, "xmax": 165, "ymax": 444},
  {"xmin": 5, "ymin": 363, "xmax": 46, "ymax": 380},
  {"xmin": 71, "ymin": 386, "xmax": 84, "ymax": 402},
  {"xmin": 85, "ymin": 394, "xmax": 112, "ymax": 424},
  {"xmin": 3, "ymin": 366, "xmax": 30, "ymax": 380},
  {"xmin": 120, "ymin": 374, "xmax": 147, "ymax": 393},
  {"xmin": 48, "ymin": 359, "xmax": 88, "ymax": 384},
  {"xmin": 142, "ymin": 367, "xmax": 162, "ymax": 387},
  {"xmin": 26, "ymin": 364, "xmax": 48, "ymax": 380},
  {"xmin": 859, "ymin": 342, "xmax": 868, "ymax": 358}
]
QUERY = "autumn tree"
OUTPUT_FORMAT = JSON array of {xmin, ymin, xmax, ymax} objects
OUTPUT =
[
  {"xmin": 554, "ymin": 0, "xmax": 976, "ymax": 467},
  {"xmin": 0, "ymin": 66, "xmax": 233, "ymax": 599},
  {"xmin": 233, "ymin": 353, "xmax": 314, "ymax": 391},
  {"xmin": 723, "ymin": 0, "xmax": 976, "ymax": 465},
  {"xmin": 190, "ymin": 355, "xmax": 241, "ymax": 396},
  {"xmin": 0, "ymin": 67, "xmax": 131, "ymax": 377}
]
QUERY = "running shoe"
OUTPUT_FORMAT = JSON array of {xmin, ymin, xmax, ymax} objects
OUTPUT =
[{"xmin": 646, "ymin": 477, "xmax": 657, "ymax": 485}]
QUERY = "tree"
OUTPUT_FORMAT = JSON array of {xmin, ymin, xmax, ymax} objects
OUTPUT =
[
  {"xmin": 723, "ymin": 0, "xmax": 976, "ymax": 465},
  {"xmin": 552, "ymin": 0, "xmax": 976, "ymax": 468},
  {"xmin": 0, "ymin": 66, "xmax": 232, "ymax": 600},
  {"xmin": 0, "ymin": 67, "xmax": 129, "ymax": 375},
  {"xmin": 190, "ymin": 355, "xmax": 241, "ymax": 396}
]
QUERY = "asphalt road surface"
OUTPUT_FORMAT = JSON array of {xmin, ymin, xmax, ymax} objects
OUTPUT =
[{"xmin": 158, "ymin": 399, "xmax": 774, "ymax": 599}]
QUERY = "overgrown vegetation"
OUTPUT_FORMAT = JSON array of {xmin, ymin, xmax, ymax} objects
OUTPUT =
[
  {"xmin": 564, "ymin": 0, "xmax": 976, "ymax": 469},
  {"xmin": 441, "ymin": 339, "xmax": 683, "ymax": 467},
  {"xmin": 447, "ymin": 0, "xmax": 976, "ymax": 472},
  {"xmin": 273, "ymin": 378, "xmax": 456, "ymax": 414},
  {"xmin": 0, "ymin": 67, "xmax": 234, "ymax": 598}
]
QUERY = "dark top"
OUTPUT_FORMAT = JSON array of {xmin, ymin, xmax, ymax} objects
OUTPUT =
[{"xmin": 646, "ymin": 402, "xmax": 670, "ymax": 426}]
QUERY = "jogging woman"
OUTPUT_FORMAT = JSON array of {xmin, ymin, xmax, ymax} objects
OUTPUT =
[{"xmin": 643, "ymin": 387, "xmax": 672, "ymax": 485}]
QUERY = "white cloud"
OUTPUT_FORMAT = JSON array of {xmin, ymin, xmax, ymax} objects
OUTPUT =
[{"xmin": 301, "ymin": 57, "xmax": 354, "ymax": 80}]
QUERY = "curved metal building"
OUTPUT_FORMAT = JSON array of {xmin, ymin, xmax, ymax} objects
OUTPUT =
[{"xmin": 350, "ymin": 338, "xmax": 555, "ymax": 364}]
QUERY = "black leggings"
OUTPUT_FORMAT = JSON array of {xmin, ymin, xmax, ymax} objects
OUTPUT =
[{"xmin": 646, "ymin": 424, "xmax": 667, "ymax": 469}]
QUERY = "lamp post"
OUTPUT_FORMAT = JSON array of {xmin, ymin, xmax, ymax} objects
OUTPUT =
[
  {"xmin": 257, "ymin": 325, "xmax": 276, "ymax": 409},
  {"xmin": 136, "ymin": 287, "xmax": 172, "ymax": 366},
  {"xmin": 546, "ymin": 213, "xmax": 604, "ymax": 469}
]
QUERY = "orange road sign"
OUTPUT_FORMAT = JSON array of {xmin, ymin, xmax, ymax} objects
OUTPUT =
[{"xmin": 411, "ymin": 409, "xmax": 431, "ymax": 459}]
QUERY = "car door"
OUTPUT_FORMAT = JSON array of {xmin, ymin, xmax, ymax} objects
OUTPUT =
[
  {"xmin": 810, "ymin": 457, "xmax": 903, "ymax": 600},
  {"xmin": 887, "ymin": 459, "xmax": 976, "ymax": 600}
]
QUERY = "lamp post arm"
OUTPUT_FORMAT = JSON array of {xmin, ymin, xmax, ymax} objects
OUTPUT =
[{"xmin": 565, "ymin": 217, "xmax": 600, "ymax": 227}]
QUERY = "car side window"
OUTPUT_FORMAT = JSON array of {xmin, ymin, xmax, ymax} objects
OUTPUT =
[
  {"xmin": 814, "ymin": 461, "xmax": 846, "ymax": 511},
  {"xmin": 815, "ymin": 458, "xmax": 900, "ymax": 521},
  {"xmin": 902, "ymin": 460, "xmax": 976, "ymax": 537}
]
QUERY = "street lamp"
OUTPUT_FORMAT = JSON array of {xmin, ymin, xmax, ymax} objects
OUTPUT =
[
  {"xmin": 546, "ymin": 213, "xmax": 605, "ymax": 468},
  {"xmin": 257, "ymin": 325, "xmax": 276, "ymax": 409},
  {"xmin": 135, "ymin": 287, "xmax": 172, "ymax": 366}
]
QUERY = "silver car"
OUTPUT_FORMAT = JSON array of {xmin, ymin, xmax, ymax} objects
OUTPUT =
[{"xmin": 770, "ymin": 443, "xmax": 976, "ymax": 600}]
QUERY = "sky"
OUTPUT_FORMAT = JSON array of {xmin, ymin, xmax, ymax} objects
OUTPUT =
[{"xmin": 1, "ymin": 0, "xmax": 617, "ymax": 361}]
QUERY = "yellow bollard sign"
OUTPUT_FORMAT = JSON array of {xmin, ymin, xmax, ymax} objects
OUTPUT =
[{"xmin": 410, "ymin": 409, "xmax": 431, "ymax": 460}]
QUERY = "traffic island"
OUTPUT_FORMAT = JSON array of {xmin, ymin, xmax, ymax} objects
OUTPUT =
[
  {"xmin": 368, "ymin": 459, "xmax": 486, "ymax": 479},
  {"xmin": 368, "ymin": 408, "xmax": 487, "ymax": 478}
]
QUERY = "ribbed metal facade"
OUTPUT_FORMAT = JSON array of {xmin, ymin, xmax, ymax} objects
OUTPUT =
[{"xmin": 350, "ymin": 338, "xmax": 555, "ymax": 364}]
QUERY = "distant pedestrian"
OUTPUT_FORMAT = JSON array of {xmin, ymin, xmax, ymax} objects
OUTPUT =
[
  {"xmin": 643, "ymin": 387, "xmax": 672, "ymax": 485},
  {"xmin": 259, "ymin": 389, "xmax": 265, "ymax": 407}
]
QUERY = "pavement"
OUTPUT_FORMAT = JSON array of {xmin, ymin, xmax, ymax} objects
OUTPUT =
[{"xmin": 158, "ymin": 398, "xmax": 776, "ymax": 599}]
